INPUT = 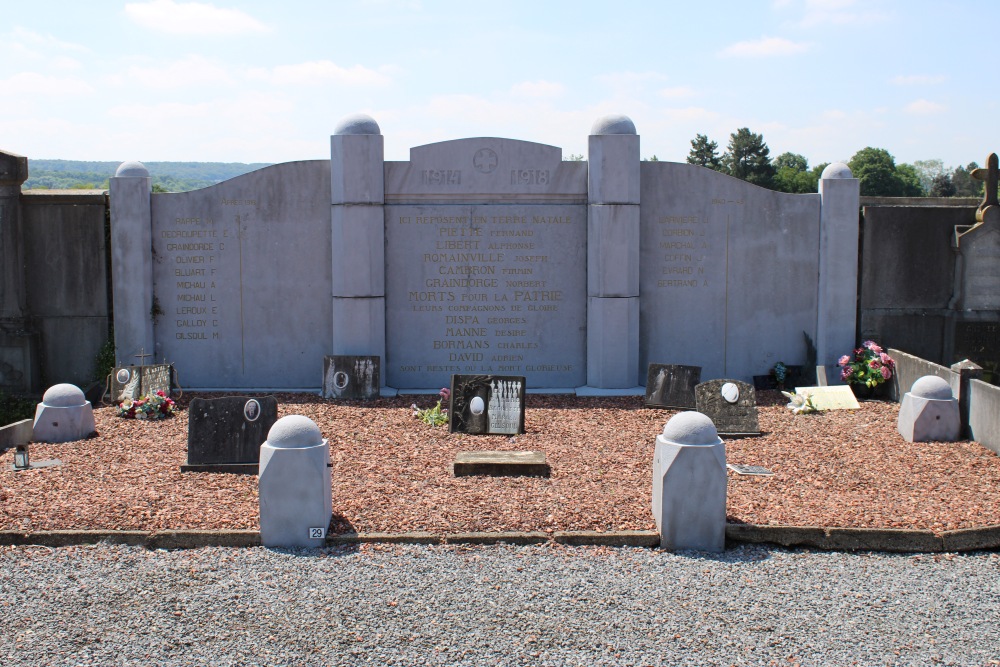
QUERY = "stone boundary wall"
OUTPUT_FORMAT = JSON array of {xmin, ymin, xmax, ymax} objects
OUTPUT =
[
  {"xmin": 888, "ymin": 348, "xmax": 959, "ymax": 402},
  {"xmin": 969, "ymin": 379, "xmax": 1000, "ymax": 456}
]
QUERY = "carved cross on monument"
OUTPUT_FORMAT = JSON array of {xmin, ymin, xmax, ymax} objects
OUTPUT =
[{"xmin": 971, "ymin": 152, "xmax": 999, "ymax": 218}]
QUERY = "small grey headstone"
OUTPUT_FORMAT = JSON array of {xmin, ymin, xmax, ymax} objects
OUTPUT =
[
  {"xmin": 111, "ymin": 364, "xmax": 173, "ymax": 403},
  {"xmin": 644, "ymin": 364, "xmax": 701, "ymax": 409},
  {"xmin": 695, "ymin": 379, "xmax": 761, "ymax": 437},
  {"xmin": 182, "ymin": 395, "xmax": 278, "ymax": 473},
  {"xmin": 322, "ymin": 355, "xmax": 379, "ymax": 399},
  {"xmin": 727, "ymin": 464, "xmax": 773, "ymax": 476},
  {"xmin": 449, "ymin": 375, "xmax": 526, "ymax": 435}
]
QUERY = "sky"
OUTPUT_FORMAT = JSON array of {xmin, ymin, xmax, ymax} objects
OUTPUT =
[{"xmin": 2, "ymin": 0, "xmax": 998, "ymax": 170}]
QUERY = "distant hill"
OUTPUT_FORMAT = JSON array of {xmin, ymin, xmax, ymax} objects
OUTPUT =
[{"xmin": 23, "ymin": 160, "xmax": 272, "ymax": 192}]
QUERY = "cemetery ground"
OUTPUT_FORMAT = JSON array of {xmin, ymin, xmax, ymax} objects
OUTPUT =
[{"xmin": 1, "ymin": 393, "xmax": 999, "ymax": 537}]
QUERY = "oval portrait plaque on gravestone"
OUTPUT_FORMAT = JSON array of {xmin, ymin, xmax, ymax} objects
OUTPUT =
[
  {"xmin": 116, "ymin": 368, "xmax": 130, "ymax": 384},
  {"xmin": 720, "ymin": 382, "xmax": 740, "ymax": 404},
  {"xmin": 244, "ymin": 399, "xmax": 261, "ymax": 422}
]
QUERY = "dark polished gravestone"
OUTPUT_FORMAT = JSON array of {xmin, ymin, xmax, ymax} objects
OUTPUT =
[
  {"xmin": 321, "ymin": 355, "xmax": 380, "ymax": 399},
  {"xmin": 181, "ymin": 395, "xmax": 278, "ymax": 474},
  {"xmin": 110, "ymin": 364, "xmax": 173, "ymax": 403},
  {"xmin": 449, "ymin": 375, "xmax": 526, "ymax": 435},
  {"xmin": 644, "ymin": 364, "xmax": 701, "ymax": 409},
  {"xmin": 695, "ymin": 379, "xmax": 761, "ymax": 437},
  {"xmin": 953, "ymin": 320, "xmax": 1000, "ymax": 384}
]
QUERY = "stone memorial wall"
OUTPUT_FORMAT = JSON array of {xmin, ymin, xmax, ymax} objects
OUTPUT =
[{"xmin": 110, "ymin": 114, "xmax": 859, "ymax": 392}]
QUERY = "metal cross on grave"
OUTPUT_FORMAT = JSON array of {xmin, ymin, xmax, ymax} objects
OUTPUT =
[
  {"xmin": 133, "ymin": 348, "xmax": 153, "ymax": 365},
  {"xmin": 971, "ymin": 152, "xmax": 999, "ymax": 215}
]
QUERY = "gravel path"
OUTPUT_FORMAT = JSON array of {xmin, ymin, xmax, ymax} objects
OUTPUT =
[{"xmin": 2, "ymin": 542, "xmax": 999, "ymax": 666}]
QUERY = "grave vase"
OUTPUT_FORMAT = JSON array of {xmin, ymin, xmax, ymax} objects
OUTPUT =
[{"xmin": 849, "ymin": 382, "xmax": 888, "ymax": 401}]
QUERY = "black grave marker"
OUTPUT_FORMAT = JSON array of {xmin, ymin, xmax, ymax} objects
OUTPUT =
[
  {"xmin": 111, "ymin": 364, "xmax": 174, "ymax": 403},
  {"xmin": 182, "ymin": 395, "xmax": 278, "ymax": 474},
  {"xmin": 953, "ymin": 320, "xmax": 1000, "ymax": 384},
  {"xmin": 449, "ymin": 374, "xmax": 526, "ymax": 435},
  {"xmin": 322, "ymin": 355, "xmax": 380, "ymax": 399},
  {"xmin": 695, "ymin": 379, "xmax": 761, "ymax": 437},
  {"xmin": 752, "ymin": 364, "xmax": 806, "ymax": 391},
  {"xmin": 644, "ymin": 364, "xmax": 701, "ymax": 409}
]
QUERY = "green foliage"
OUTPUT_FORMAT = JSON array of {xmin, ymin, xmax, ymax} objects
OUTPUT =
[
  {"xmin": 642, "ymin": 155, "xmax": 660, "ymax": 162},
  {"xmin": 564, "ymin": 153, "xmax": 584, "ymax": 161},
  {"xmin": 895, "ymin": 164, "xmax": 925, "ymax": 196},
  {"xmin": 23, "ymin": 160, "xmax": 271, "ymax": 192},
  {"xmin": 686, "ymin": 134, "xmax": 723, "ymax": 171},
  {"xmin": 94, "ymin": 338, "xmax": 116, "ymax": 384},
  {"xmin": 722, "ymin": 128, "xmax": 775, "ymax": 188},
  {"xmin": 911, "ymin": 159, "xmax": 945, "ymax": 193},
  {"xmin": 929, "ymin": 173, "xmax": 958, "ymax": 197},
  {"xmin": 952, "ymin": 162, "xmax": 984, "ymax": 197},
  {"xmin": 411, "ymin": 388, "xmax": 451, "ymax": 427},
  {"xmin": 848, "ymin": 147, "xmax": 924, "ymax": 197},
  {"xmin": 0, "ymin": 391, "xmax": 35, "ymax": 425},
  {"xmin": 773, "ymin": 152, "xmax": 808, "ymax": 172}
]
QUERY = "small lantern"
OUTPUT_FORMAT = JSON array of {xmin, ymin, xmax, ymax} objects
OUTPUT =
[{"xmin": 13, "ymin": 444, "xmax": 29, "ymax": 470}]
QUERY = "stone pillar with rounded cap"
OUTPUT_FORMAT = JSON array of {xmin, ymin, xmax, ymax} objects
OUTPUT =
[
  {"xmin": 109, "ymin": 161, "xmax": 154, "ymax": 365},
  {"xmin": 652, "ymin": 411, "xmax": 727, "ymax": 551},
  {"xmin": 330, "ymin": 114, "xmax": 386, "ymax": 387},
  {"xmin": 258, "ymin": 415, "xmax": 332, "ymax": 548},
  {"xmin": 587, "ymin": 114, "xmax": 640, "ymax": 389},
  {"xmin": 898, "ymin": 375, "xmax": 961, "ymax": 442},
  {"xmin": 816, "ymin": 162, "xmax": 860, "ymax": 373},
  {"xmin": 32, "ymin": 383, "xmax": 96, "ymax": 443}
]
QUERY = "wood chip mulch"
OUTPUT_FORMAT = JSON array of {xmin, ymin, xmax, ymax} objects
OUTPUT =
[{"xmin": 1, "ymin": 392, "xmax": 998, "ymax": 536}]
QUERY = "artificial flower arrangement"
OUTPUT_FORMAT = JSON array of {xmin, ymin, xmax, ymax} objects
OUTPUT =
[
  {"xmin": 838, "ymin": 340, "xmax": 895, "ymax": 388},
  {"xmin": 412, "ymin": 387, "xmax": 450, "ymax": 427},
  {"xmin": 118, "ymin": 390, "xmax": 176, "ymax": 420}
]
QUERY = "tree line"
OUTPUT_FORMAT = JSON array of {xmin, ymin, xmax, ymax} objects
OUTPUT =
[{"xmin": 677, "ymin": 129, "xmax": 984, "ymax": 198}]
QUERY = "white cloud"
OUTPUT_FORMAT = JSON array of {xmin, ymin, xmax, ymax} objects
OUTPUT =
[
  {"xmin": 659, "ymin": 86, "xmax": 697, "ymax": 99},
  {"xmin": 0, "ymin": 72, "xmax": 94, "ymax": 96},
  {"xmin": 891, "ymin": 74, "xmax": 946, "ymax": 86},
  {"xmin": 124, "ymin": 55, "xmax": 234, "ymax": 88},
  {"xmin": 774, "ymin": 0, "xmax": 890, "ymax": 28},
  {"xmin": 510, "ymin": 80, "xmax": 566, "ymax": 98},
  {"xmin": 124, "ymin": 0, "xmax": 269, "ymax": 35},
  {"xmin": 718, "ymin": 37, "xmax": 808, "ymax": 58},
  {"xmin": 905, "ymin": 99, "xmax": 947, "ymax": 115},
  {"xmin": 246, "ymin": 61, "xmax": 392, "ymax": 86}
]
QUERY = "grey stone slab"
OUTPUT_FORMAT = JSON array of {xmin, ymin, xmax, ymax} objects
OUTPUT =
[
  {"xmin": 639, "ymin": 162, "xmax": 821, "ymax": 383},
  {"xmin": 969, "ymin": 379, "xmax": 1000, "ymax": 455},
  {"xmin": 588, "ymin": 133, "xmax": 640, "ymax": 205},
  {"xmin": 36, "ymin": 317, "xmax": 109, "ymax": 388},
  {"xmin": 330, "ymin": 133, "xmax": 384, "ymax": 204},
  {"xmin": 384, "ymin": 203, "xmax": 586, "ymax": 389},
  {"xmin": 110, "ymin": 364, "xmax": 173, "ymax": 403},
  {"xmin": 955, "ymin": 208, "xmax": 1000, "ymax": 310},
  {"xmin": 384, "ymin": 138, "xmax": 586, "ymax": 202},
  {"xmin": 587, "ymin": 204, "xmax": 639, "ymax": 297},
  {"xmin": 453, "ymin": 450, "xmax": 549, "ymax": 477},
  {"xmin": 109, "ymin": 171, "xmax": 154, "ymax": 365},
  {"xmin": 330, "ymin": 204, "xmax": 384, "ymax": 297},
  {"xmin": 321, "ymin": 355, "xmax": 379, "ymax": 399},
  {"xmin": 695, "ymin": 379, "xmax": 760, "ymax": 436},
  {"xmin": 148, "ymin": 161, "xmax": 332, "ymax": 389},
  {"xmin": 644, "ymin": 364, "xmax": 701, "ymax": 409},
  {"xmin": 587, "ymin": 296, "xmax": 639, "ymax": 389},
  {"xmin": 185, "ymin": 395, "xmax": 278, "ymax": 468},
  {"xmin": 816, "ymin": 172, "xmax": 859, "ymax": 367},
  {"xmin": 887, "ymin": 349, "xmax": 959, "ymax": 404},
  {"xmin": 449, "ymin": 374, "xmax": 525, "ymax": 435},
  {"xmin": 0, "ymin": 419, "xmax": 33, "ymax": 451}
]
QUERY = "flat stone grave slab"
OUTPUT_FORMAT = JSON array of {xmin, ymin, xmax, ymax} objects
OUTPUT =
[
  {"xmin": 794, "ymin": 385, "xmax": 860, "ymax": 411},
  {"xmin": 453, "ymin": 450, "xmax": 550, "ymax": 477},
  {"xmin": 111, "ymin": 364, "xmax": 173, "ymax": 403},
  {"xmin": 695, "ymin": 379, "xmax": 761, "ymax": 437},
  {"xmin": 644, "ymin": 364, "xmax": 701, "ymax": 409},
  {"xmin": 182, "ymin": 395, "xmax": 278, "ymax": 474},
  {"xmin": 322, "ymin": 355, "xmax": 379, "ymax": 399},
  {"xmin": 727, "ymin": 464, "xmax": 773, "ymax": 476},
  {"xmin": 449, "ymin": 374, "xmax": 526, "ymax": 435}
]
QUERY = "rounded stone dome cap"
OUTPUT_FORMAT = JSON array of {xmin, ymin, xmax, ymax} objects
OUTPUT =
[
  {"xmin": 115, "ymin": 161, "xmax": 149, "ymax": 178},
  {"xmin": 590, "ymin": 114, "xmax": 636, "ymax": 136},
  {"xmin": 42, "ymin": 383, "xmax": 87, "ymax": 408},
  {"xmin": 334, "ymin": 113, "xmax": 381, "ymax": 136},
  {"xmin": 661, "ymin": 411, "xmax": 722, "ymax": 446},
  {"xmin": 266, "ymin": 415, "xmax": 324, "ymax": 449},
  {"xmin": 821, "ymin": 162, "xmax": 853, "ymax": 179},
  {"xmin": 909, "ymin": 375, "xmax": 954, "ymax": 400}
]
